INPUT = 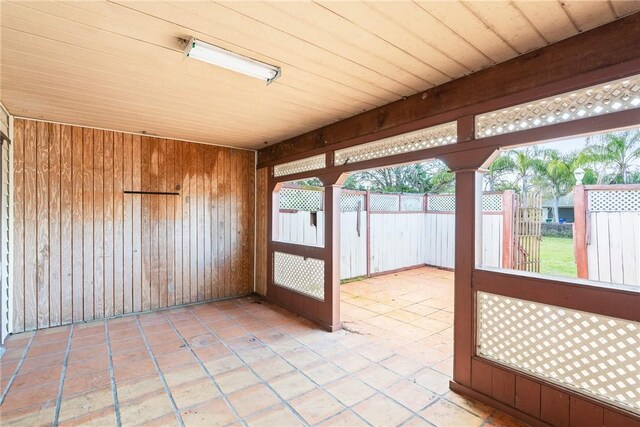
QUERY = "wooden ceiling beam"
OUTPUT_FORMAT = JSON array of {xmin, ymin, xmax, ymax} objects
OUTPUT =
[{"xmin": 258, "ymin": 13, "xmax": 640, "ymax": 167}]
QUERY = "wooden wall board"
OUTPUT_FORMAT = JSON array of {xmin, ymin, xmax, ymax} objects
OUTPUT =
[{"xmin": 11, "ymin": 118, "xmax": 255, "ymax": 332}]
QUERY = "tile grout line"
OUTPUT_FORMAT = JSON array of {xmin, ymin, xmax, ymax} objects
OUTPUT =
[
  {"xmin": 135, "ymin": 317, "xmax": 185, "ymax": 427},
  {"xmin": 52, "ymin": 324, "xmax": 74, "ymax": 427},
  {"xmin": 222, "ymin": 302, "xmax": 452, "ymax": 426},
  {"xmin": 104, "ymin": 320, "xmax": 122, "ymax": 427},
  {"xmin": 0, "ymin": 333, "xmax": 35, "ymax": 404},
  {"xmin": 161, "ymin": 312, "xmax": 250, "ymax": 427},
  {"xmin": 186, "ymin": 305, "xmax": 368, "ymax": 427}
]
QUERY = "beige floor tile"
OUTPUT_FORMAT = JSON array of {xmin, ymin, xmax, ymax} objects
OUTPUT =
[
  {"xmin": 226, "ymin": 383, "xmax": 280, "ymax": 418},
  {"xmin": 383, "ymin": 379, "xmax": 438, "ymax": 412},
  {"xmin": 410, "ymin": 368, "xmax": 451, "ymax": 395},
  {"xmin": 355, "ymin": 364, "xmax": 402, "ymax": 389},
  {"xmin": 332, "ymin": 351, "xmax": 373, "ymax": 373},
  {"xmin": 444, "ymin": 391, "xmax": 496, "ymax": 418},
  {"xmin": 325, "ymin": 376, "xmax": 377, "ymax": 407},
  {"xmin": 302, "ymin": 361, "xmax": 348, "ymax": 385},
  {"xmin": 268, "ymin": 371, "xmax": 316, "ymax": 400},
  {"xmin": 317, "ymin": 410, "xmax": 369, "ymax": 426},
  {"xmin": 419, "ymin": 399, "xmax": 485, "ymax": 427},
  {"xmin": 380, "ymin": 354, "xmax": 424, "ymax": 377},
  {"xmin": 288, "ymin": 388, "xmax": 345, "ymax": 425},
  {"xmin": 216, "ymin": 367, "xmax": 260, "ymax": 394},
  {"xmin": 245, "ymin": 403, "xmax": 303, "ymax": 427},
  {"xmin": 171, "ymin": 378, "xmax": 220, "ymax": 410},
  {"xmin": 352, "ymin": 393, "xmax": 413, "ymax": 426},
  {"xmin": 180, "ymin": 398, "xmax": 237, "ymax": 427}
]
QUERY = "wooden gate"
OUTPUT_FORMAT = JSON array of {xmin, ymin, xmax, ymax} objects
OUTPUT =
[{"xmin": 511, "ymin": 193, "xmax": 542, "ymax": 272}]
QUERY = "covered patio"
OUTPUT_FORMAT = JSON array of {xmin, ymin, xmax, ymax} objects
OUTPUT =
[
  {"xmin": 1, "ymin": 269, "xmax": 524, "ymax": 427},
  {"xmin": 1, "ymin": 2, "xmax": 640, "ymax": 426}
]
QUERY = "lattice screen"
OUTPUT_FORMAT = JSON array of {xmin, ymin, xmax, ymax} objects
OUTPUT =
[
  {"xmin": 279, "ymin": 188, "xmax": 323, "ymax": 211},
  {"xmin": 273, "ymin": 252, "xmax": 324, "ymax": 300},
  {"xmin": 427, "ymin": 195, "xmax": 456, "ymax": 212},
  {"xmin": 476, "ymin": 74, "xmax": 640, "ymax": 138},
  {"xmin": 482, "ymin": 193, "xmax": 503, "ymax": 212},
  {"xmin": 334, "ymin": 122, "xmax": 457, "ymax": 165},
  {"xmin": 400, "ymin": 195, "xmax": 424, "ymax": 211},
  {"xmin": 273, "ymin": 154, "xmax": 326, "ymax": 177},
  {"xmin": 426, "ymin": 194, "xmax": 504, "ymax": 212},
  {"xmin": 588, "ymin": 189, "xmax": 640, "ymax": 212},
  {"xmin": 370, "ymin": 194, "xmax": 400, "ymax": 212},
  {"xmin": 477, "ymin": 292, "xmax": 640, "ymax": 414},
  {"xmin": 341, "ymin": 192, "xmax": 365, "ymax": 212}
]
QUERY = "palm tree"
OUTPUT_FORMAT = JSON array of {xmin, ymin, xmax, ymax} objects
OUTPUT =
[
  {"xmin": 484, "ymin": 152, "xmax": 515, "ymax": 191},
  {"xmin": 580, "ymin": 130, "xmax": 640, "ymax": 184},
  {"xmin": 534, "ymin": 150, "xmax": 576, "ymax": 223},
  {"xmin": 511, "ymin": 147, "xmax": 544, "ymax": 197},
  {"xmin": 344, "ymin": 160, "xmax": 454, "ymax": 194}
]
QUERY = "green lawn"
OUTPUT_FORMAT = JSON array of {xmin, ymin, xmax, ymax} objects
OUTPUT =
[{"xmin": 540, "ymin": 236, "xmax": 577, "ymax": 278}]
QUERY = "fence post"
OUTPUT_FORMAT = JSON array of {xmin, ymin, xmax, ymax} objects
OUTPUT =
[
  {"xmin": 574, "ymin": 185, "xmax": 589, "ymax": 279},
  {"xmin": 502, "ymin": 190, "xmax": 514, "ymax": 269},
  {"xmin": 365, "ymin": 190, "xmax": 371, "ymax": 278}
]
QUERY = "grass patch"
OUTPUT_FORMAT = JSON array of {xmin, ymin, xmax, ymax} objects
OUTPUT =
[{"xmin": 540, "ymin": 236, "xmax": 576, "ymax": 278}]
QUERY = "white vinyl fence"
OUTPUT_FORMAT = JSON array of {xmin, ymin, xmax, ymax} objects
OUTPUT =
[
  {"xmin": 576, "ymin": 186, "xmax": 640, "ymax": 287},
  {"xmin": 276, "ymin": 187, "xmax": 505, "ymax": 280}
]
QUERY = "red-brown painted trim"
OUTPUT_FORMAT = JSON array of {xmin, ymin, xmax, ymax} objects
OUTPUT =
[
  {"xmin": 473, "ymin": 269, "xmax": 640, "ymax": 322},
  {"xmin": 573, "ymin": 186, "xmax": 588, "ymax": 279},
  {"xmin": 259, "ymin": 14, "xmax": 640, "ymax": 167},
  {"xmin": 502, "ymin": 190, "xmax": 515, "ymax": 270},
  {"xmin": 271, "ymin": 241, "xmax": 324, "ymax": 260}
]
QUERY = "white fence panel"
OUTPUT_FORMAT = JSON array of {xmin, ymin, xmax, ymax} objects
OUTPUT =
[
  {"xmin": 278, "ymin": 211, "xmax": 324, "ymax": 247},
  {"xmin": 370, "ymin": 213, "xmax": 427, "ymax": 274},
  {"xmin": 340, "ymin": 211, "xmax": 367, "ymax": 279},
  {"xmin": 424, "ymin": 213, "xmax": 455, "ymax": 269},
  {"xmin": 482, "ymin": 215, "xmax": 503, "ymax": 269},
  {"xmin": 588, "ymin": 212, "xmax": 640, "ymax": 287}
]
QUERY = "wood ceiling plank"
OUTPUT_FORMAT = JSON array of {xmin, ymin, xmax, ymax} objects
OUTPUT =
[
  {"xmin": 222, "ymin": 1, "xmax": 443, "ymax": 89},
  {"xmin": 560, "ymin": 0, "xmax": 618, "ymax": 32},
  {"xmin": 514, "ymin": 1, "xmax": 578, "ymax": 44},
  {"xmin": 461, "ymin": 0, "xmax": 548, "ymax": 54},
  {"xmin": 415, "ymin": 1, "xmax": 518, "ymax": 63},
  {"xmin": 316, "ymin": 1, "xmax": 473, "ymax": 77},
  {"xmin": 610, "ymin": 1, "xmax": 640, "ymax": 17},
  {"xmin": 102, "ymin": 0, "xmax": 402, "ymax": 103},
  {"xmin": 2, "ymin": 2, "xmax": 376, "ymax": 114}
]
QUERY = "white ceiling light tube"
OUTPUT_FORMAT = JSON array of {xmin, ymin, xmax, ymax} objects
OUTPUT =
[{"xmin": 184, "ymin": 38, "xmax": 281, "ymax": 84}]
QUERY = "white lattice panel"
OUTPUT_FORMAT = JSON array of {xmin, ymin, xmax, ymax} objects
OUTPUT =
[
  {"xmin": 476, "ymin": 75, "xmax": 640, "ymax": 138},
  {"xmin": 400, "ymin": 195, "xmax": 425, "ymax": 211},
  {"xmin": 477, "ymin": 292, "xmax": 640, "ymax": 414},
  {"xmin": 279, "ymin": 188, "xmax": 323, "ymax": 211},
  {"xmin": 341, "ymin": 193, "xmax": 365, "ymax": 212},
  {"xmin": 370, "ymin": 194, "xmax": 400, "ymax": 212},
  {"xmin": 588, "ymin": 189, "xmax": 640, "ymax": 212},
  {"xmin": 274, "ymin": 154, "xmax": 326, "ymax": 177},
  {"xmin": 482, "ymin": 193, "xmax": 503, "ymax": 212},
  {"xmin": 427, "ymin": 195, "xmax": 456, "ymax": 212},
  {"xmin": 334, "ymin": 122, "xmax": 457, "ymax": 165},
  {"xmin": 273, "ymin": 252, "xmax": 324, "ymax": 300}
]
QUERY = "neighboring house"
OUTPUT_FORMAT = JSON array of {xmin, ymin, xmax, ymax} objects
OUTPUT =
[{"xmin": 542, "ymin": 193, "xmax": 575, "ymax": 222}]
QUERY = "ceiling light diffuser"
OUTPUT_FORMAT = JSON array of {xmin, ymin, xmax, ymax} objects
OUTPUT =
[{"xmin": 184, "ymin": 38, "xmax": 281, "ymax": 84}]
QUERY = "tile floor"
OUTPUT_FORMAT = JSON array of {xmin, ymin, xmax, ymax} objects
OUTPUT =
[{"xmin": 0, "ymin": 267, "xmax": 526, "ymax": 426}]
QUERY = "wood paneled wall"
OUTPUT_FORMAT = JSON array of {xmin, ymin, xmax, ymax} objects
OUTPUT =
[
  {"xmin": 255, "ymin": 167, "xmax": 268, "ymax": 296},
  {"xmin": 12, "ymin": 118, "xmax": 255, "ymax": 332}
]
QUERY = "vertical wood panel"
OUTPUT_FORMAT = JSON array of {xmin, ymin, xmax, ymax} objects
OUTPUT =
[
  {"xmin": 82, "ymin": 128, "xmax": 94, "ymax": 321},
  {"xmin": 255, "ymin": 167, "xmax": 268, "ymax": 296},
  {"xmin": 60, "ymin": 125, "xmax": 73, "ymax": 324},
  {"xmin": 36, "ymin": 121, "xmax": 49, "ymax": 329},
  {"xmin": 12, "ymin": 119, "xmax": 255, "ymax": 331},
  {"xmin": 12, "ymin": 119, "xmax": 24, "ymax": 331},
  {"xmin": 113, "ymin": 132, "xmax": 124, "ymax": 315},
  {"xmin": 93, "ymin": 130, "xmax": 104, "ymax": 319},
  {"xmin": 103, "ymin": 131, "xmax": 114, "ymax": 317},
  {"xmin": 71, "ymin": 126, "xmax": 83, "ymax": 322},
  {"xmin": 49, "ymin": 123, "xmax": 61, "ymax": 326}
]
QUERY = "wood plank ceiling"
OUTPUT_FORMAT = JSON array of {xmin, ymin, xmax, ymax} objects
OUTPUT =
[{"xmin": 1, "ymin": 1, "xmax": 638, "ymax": 149}]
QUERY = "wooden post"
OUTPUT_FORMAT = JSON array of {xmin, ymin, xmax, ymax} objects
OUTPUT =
[
  {"xmin": 453, "ymin": 170, "xmax": 484, "ymax": 387},
  {"xmin": 323, "ymin": 184, "xmax": 342, "ymax": 331},
  {"xmin": 502, "ymin": 190, "xmax": 515, "ymax": 270},
  {"xmin": 574, "ymin": 185, "xmax": 588, "ymax": 279}
]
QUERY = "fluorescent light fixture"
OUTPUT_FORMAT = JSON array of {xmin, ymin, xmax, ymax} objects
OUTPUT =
[{"xmin": 184, "ymin": 38, "xmax": 281, "ymax": 84}]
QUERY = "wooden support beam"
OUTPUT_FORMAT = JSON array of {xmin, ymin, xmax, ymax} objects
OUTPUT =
[{"xmin": 259, "ymin": 13, "xmax": 640, "ymax": 167}]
